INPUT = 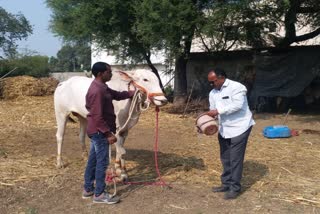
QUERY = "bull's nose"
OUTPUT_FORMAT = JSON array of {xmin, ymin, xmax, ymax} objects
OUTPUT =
[
  {"xmin": 160, "ymin": 98, "xmax": 168, "ymax": 106},
  {"xmin": 163, "ymin": 99, "xmax": 168, "ymax": 105},
  {"xmin": 153, "ymin": 97, "xmax": 168, "ymax": 106}
]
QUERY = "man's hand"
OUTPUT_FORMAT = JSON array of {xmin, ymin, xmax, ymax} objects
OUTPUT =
[
  {"xmin": 105, "ymin": 132, "xmax": 117, "ymax": 144},
  {"xmin": 128, "ymin": 89, "xmax": 136, "ymax": 98},
  {"xmin": 207, "ymin": 109, "xmax": 219, "ymax": 117}
]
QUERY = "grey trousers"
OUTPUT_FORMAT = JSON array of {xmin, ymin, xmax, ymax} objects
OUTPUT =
[{"xmin": 218, "ymin": 126, "xmax": 252, "ymax": 192}]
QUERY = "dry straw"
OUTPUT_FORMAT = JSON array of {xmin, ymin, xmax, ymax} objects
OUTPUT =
[
  {"xmin": 0, "ymin": 82, "xmax": 319, "ymax": 208},
  {"xmin": 0, "ymin": 75, "xmax": 59, "ymax": 100}
]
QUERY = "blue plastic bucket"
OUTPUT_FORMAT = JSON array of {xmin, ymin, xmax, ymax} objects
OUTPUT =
[{"xmin": 263, "ymin": 125, "xmax": 291, "ymax": 138}]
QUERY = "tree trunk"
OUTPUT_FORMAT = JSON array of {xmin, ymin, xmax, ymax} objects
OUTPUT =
[
  {"xmin": 173, "ymin": 55, "xmax": 188, "ymax": 106},
  {"xmin": 145, "ymin": 56, "xmax": 164, "ymax": 89},
  {"xmin": 172, "ymin": 31, "xmax": 194, "ymax": 107},
  {"xmin": 278, "ymin": 0, "xmax": 300, "ymax": 47},
  {"xmin": 277, "ymin": 1, "xmax": 320, "ymax": 47}
]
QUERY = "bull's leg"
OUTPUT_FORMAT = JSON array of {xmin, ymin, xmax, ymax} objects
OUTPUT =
[
  {"xmin": 115, "ymin": 131, "xmax": 128, "ymax": 181},
  {"xmin": 78, "ymin": 116, "xmax": 88, "ymax": 160},
  {"xmin": 55, "ymin": 112, "xmax": 68, "ymax": 168}
]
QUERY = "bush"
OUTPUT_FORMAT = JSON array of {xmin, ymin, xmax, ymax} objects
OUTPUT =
[
  {"xmin": 164, "ymin": 85, "xmax": 174, "ymax": 103},
  {"xmin": 0, "ymin": 55, "xmax": 50, "ymax": 78}
]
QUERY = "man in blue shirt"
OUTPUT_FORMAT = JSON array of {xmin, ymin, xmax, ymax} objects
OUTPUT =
[{"xmin": 205, "ymin": 68, "xmax": 255, "ymax": 200}]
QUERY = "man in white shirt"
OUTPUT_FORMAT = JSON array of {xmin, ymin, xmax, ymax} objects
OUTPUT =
[{"xmin": 205, "ymin": 68, "xmax": 255, "ymax": 200}]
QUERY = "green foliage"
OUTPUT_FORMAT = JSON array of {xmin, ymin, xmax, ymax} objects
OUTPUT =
[
  {"xmin": 0, "ymin": 55, "xmax": 50, "ymax": 78},
  {"xmin": 46, "ymin": 0, "xmax": 203, "ymax": 64},
  {"xmin": 47, "ymin": 0, "xmax": 97, "ymax": 41},
  {"xmin": 26, "ymin": 207, "xmax": 38, "ymax": 214},
  {"xmin": 0, "ymin": 7, "xmax": 33, "ymax": 58},
  {"xmin": 299, "ymin": 0, "xmax": 320, "ymax": 29},
  {"xmin": 164, "ymin": 85, "xmax": 174, "ymax": 102},
  {"xmin": 199, "ymin": 0, "xmax": 320, "ymax": 49},
  {"xmin": 46, "ymin": 0, "xmax": 145, "ymax": 63},
  {"xmin": 46, "ymin": 0, "xmax": 320, "ymax": 53},
  {"xmin": 196, "ymin": 1, "xmax": 279, "ymax": 49},
  {"xmin": 46, "ymin": 0, "xmax": 320, "ymax": 104},
  {"xmin": 48, "ymin": 42, "xmax": 91, "ymax": 72},
  {"xmin": 134, "ymin": 0, "xmax": 202, "ymax": 57}
]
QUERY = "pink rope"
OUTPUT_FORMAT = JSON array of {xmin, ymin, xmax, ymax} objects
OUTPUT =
[{"xmin": 123, "ymin": 106, "xmax": 171, "ymax": 187}]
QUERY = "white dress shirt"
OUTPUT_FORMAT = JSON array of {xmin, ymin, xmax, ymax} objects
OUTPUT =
[{"xmin": 209, "ymin": 78, "xmax": 255, "ymax": 138}]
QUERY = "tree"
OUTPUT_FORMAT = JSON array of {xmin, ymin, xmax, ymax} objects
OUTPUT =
[
  {"xmin": 47, "ymin": 0, "xmax": 167, "ymax": 89},
  {"xmin": 46, "ymin": 0, "xmax": 207, "ymax": 105},
  {"xmin": 47, "ymin": 0, "xmax": 320, "ymax": 106},
  {"xmin": 195, "ymin": 1, "xmax": 276, "ymax": 50},
  {"xmin": 49, "ymin": 42, "xmax": 91, "ymax": 72},
  {"xmin": 276, "ymin": 0, "xmax": 320, "ymax": 47},
  {"xmin": 0, "ymin": 54, "xmax": 50, "ymax": 77},
  {"xmin": 134, "ymin": 0, "xmax": 206, "ymax": 105},
  {"xmin": 0, "ymin": 7, "xmax": 33, "ymax": 58},
  {"xmin": 198, "ymin": 0, "xmax": 320, "ymax": 50}
]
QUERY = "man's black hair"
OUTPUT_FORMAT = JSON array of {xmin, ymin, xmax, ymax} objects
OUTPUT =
[
  {"xmin": 214, "ymin": 68, "xmax": 227, "ymax": 78},
  {"xmin": 91, "ymin": 62, "xmax": 110, "ymax": 77}
]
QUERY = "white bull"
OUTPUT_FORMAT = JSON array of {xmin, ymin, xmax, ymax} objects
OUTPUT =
[{"xmin": 54, "ymin": 69, "xmax": 168, "ymax": 179}]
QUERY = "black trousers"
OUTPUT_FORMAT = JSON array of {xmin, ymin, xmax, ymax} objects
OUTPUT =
[{"xmin": 218, "ymin": 126, "xmax": 252, "ymax": 192}]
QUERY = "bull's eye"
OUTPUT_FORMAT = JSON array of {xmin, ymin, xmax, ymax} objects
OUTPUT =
[{"xmin": 143, "ymin": 78, "xmax": 148, "ymax": 82}]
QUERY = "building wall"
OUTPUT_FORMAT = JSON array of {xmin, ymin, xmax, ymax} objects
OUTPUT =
[
  {"xmin": 50, "ymin": 72, "xmax": 88, "ymax": 82},
  {"xmin": 91, "ymin": 43, "xmax": 174, "ymax": 88},
  {"xmin": 91, "ymin": 25, "xmax": 320, "ymax": 91},
  {"xmin": 186, "ymin": 51, "xmax": 254, "ymax": 97},
  {"xmin": 186, "ymin": 46, "xmax": 320, "ymax": 112}
]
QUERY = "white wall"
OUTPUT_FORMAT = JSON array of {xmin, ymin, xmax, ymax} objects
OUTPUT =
[
  {"xmin": 50, "ymin": 72, "xmax": 88, "ymax": 82},
  {"xmin": 91, "ymin": 43, "xmax": 174, "ymax": 88}
]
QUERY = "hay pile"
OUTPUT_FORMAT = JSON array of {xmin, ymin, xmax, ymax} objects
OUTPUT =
[{"xmin": 0, "ymin": 76, "xmax": 59, "ymax": 100}]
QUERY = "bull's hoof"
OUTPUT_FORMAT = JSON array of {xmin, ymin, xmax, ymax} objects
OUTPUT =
[
  {"xmin": 56, "ymin": 163, "xmax": 64, "ymax": 169},
  {"xmin": 56, "ymin": 159, "xmax": 64, "ymax": 169},
  {"xmin": 115, "ymin": 168, "xmax": 122, "ymax": 177},
  {"xmin": 120, "ymin": 173, "xmax": 128, "ymax": 182}
]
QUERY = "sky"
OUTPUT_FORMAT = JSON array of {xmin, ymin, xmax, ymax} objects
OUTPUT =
[{"xmin": 0, "ymin": 0, "xmax": 63, "ymax": 57}]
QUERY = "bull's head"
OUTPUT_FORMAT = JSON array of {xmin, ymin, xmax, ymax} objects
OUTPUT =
[{"xmin": 119, "ymin": 69, "xmax": 168, "ymax": 106}]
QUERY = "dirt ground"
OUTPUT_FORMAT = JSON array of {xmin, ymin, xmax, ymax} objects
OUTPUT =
[{"xmin": 0, "ymin": 96, "xmax": 320, "ymax": 214}]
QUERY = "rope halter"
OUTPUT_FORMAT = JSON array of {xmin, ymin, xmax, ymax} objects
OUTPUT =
[{"xmin": 118, "ymin": 71, "xmax": 165, "ymax": 104}]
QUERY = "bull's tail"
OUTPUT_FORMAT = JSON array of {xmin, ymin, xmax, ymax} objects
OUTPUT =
[{"xmin": 67, "ymin": 112, "xmax": 80, "ymax": 123}]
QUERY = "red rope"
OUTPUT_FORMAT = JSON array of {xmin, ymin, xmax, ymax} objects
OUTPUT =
[{"xmin": 123, "ymin": 106, "xmax": 170, "ymax": 187}]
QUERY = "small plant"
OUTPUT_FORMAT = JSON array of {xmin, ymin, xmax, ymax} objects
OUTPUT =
[
  {"xmin": 164, "ymin": 85, "xmax": 174, "ymax": 103},
  {"xmin": 0, "ymin": 147, "xmax": 7, "ymax": 158},
  {"xmin": 26, "ymin": 207, "xmax": 38, "ymax": 214}
]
